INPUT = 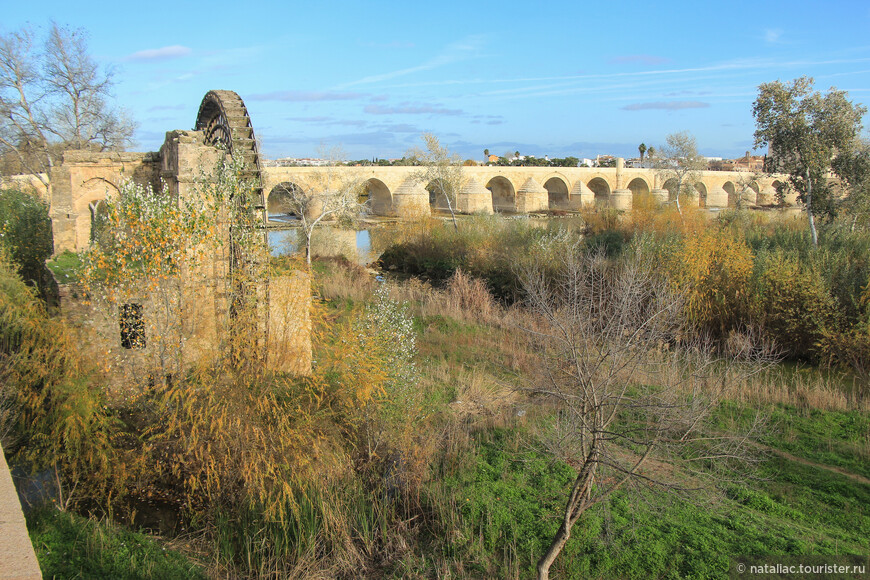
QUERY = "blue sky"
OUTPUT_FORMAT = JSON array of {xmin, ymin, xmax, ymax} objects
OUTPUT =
[{"xmin": 6, "ymin": 0, "xmax": 870, "ymax": 160}]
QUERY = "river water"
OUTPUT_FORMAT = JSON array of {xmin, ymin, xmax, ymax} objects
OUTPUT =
[{"xmin": 267, "ymin": 225, "xmax": 395, "ymax": 266}]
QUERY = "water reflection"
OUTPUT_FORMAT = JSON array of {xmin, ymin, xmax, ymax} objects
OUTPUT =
[{"xmin": 267, "ymin": 226, "xmax": 391, "ymax": 265}]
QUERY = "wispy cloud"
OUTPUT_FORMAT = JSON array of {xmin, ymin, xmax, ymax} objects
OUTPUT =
[
  {"xmin": 382, "ymin": 56, "xmax": 870, "ymax": 100},
  {"xmin": 147, "ymin": 104, "xmax": 186, "ymax": 112},
  {"xmin": 764, "ymin": 28, "xmax": 784, "ymax": 44},
  {"xmin": 609, "ymin": 54, "xmax": 671, "ymax": 66},
  {"xmin": 665, "ymin": 90, "xmax": 712, "ymax": 97},
  {"xmin": 126, "ymin": 45, "xmax": 191, "ymax": 62},
  {"xmin": 287, "ymin": 116, "xmax": 369, "ymax": 128},
  {"xmin": 339, "ymin": 34, "xmax": 487, "ymax": 88},
  {"xmin": 622, "ymin": 101, "xmax": 710, "ymax": 111},
  {"xmin": 372, "ymin": 123, "xmax": 420, "ymax": 133},
  {"xmin": 364, "ymin": 103, "xmax": 463, "ymax": 116},
  {"xmin": 287, "ymin": 116, "xmax": 332, "ymax": 122},
  {"xmin": 249, "ymin": 91, "xmax": 368, "ymax": 102}
]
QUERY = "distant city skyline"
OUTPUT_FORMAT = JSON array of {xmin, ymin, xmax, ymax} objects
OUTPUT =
[{"xmin": 5, "ymin": 1, "xmax": 870, "ymax": 161}]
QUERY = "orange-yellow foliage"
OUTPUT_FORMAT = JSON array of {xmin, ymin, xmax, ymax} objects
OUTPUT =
[{"xmin": 668, "ymin": 227, "xmax": 754, "ymax": 335}]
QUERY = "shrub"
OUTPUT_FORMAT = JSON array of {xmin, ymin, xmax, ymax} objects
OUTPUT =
[
  {"xmin": 753, "ymin": 249, "xmax": 839, "ymax": 360},
  {"xmin": 0, "ymin": 188, "xmax": 53, "ymax": 289},
  {"xmin": 668, "ymin": 227, "xmax": 754, "ymax": 337},
  {"xmin": 0, "ymin": 253, "xmax": 117, "ymax": 507}
]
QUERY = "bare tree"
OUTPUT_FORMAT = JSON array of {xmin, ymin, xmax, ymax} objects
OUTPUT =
[
  {"xmin": 276, "ymin": 145, "xmax": 364, "ymax": 266},
  {"xmin": 654, "ymin": 131, "xmax": 706, "ymax": 219},
  {"xmin": 407, "ymin": 132, "xmax": 462, "ymax": 229},
  {"xmin": 733, "ymin": 170, "xmax": 764, "ymax": 210},
  {"xmin": 0, "ymin": 23, "xmax": 134, "ymax": 193},
  {"xmin": 520, "ymin": 246, "xmax": 770, "ymax": 580}
]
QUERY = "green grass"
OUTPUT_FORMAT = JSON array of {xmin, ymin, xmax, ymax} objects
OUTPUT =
[
  {"xmin": 27, "ymin": 507, "xmax": 207, "ymax": 580},
  {"xmin": 714, "ymin": 402, "xmax": 870, "ymax": 480},
  {"xmin": 46, "ymin": 250, "xmax": 83, "ymax": 284},
  {"xmin": 414, "ymin": 417, "xmax": 870, "ymax": 579}
]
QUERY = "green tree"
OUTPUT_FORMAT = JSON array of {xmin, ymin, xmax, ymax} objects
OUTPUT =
[
  {"xmin": 752, "ymin": 76, "xmax": 866, "ymax": 246},
  {"xmin": 638, "ymin": 142, "xmax": 647, "ymax": 166},
  {"xmin": 832, "ymin": 138, "xmax": 870, "ymax": 231},
  {"xmin": 0, "ymin": 188, "xmax": 52, "ymax": 288}
]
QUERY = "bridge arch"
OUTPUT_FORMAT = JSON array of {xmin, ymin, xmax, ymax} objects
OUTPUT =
[
  {"xmin": 587, "ymin": 177, "xmax": 610, "ymax": 205},
  {"xmin": 722, "ymin": 181, "xmax": 736, "ymax": 207},
  {"xmin": 267, "ymin": 182, "xmax": 306, "ymax": 222},
  {"xmin": 771, "ymin": 180, "xmax": 785, "ymax": 204},
  {"xmin": 662, "ymin": 178, "xmax": 679, "ymax": 201},
  {"xmin": 627, "ymin": 177, "xmax": 651, "ymax": 205},
  {"xmin": 695, "ymin": 182, "xmax": 708, "ymax": 207},
  {"xmin": 487, "ymin": 176, "xmax": 516, "ymax": 212},
  {"xmin": 362, "ymin": 178, "xmax": 392, "ymax": 215},
  {"xmin": 749, "ymin": 180, "xmax": 761, "ymax": 195},
  {"xmin": 543, "ymin": 176, "xmax": 570, "ymax": 210}
]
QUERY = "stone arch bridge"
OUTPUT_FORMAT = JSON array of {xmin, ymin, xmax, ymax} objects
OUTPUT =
[
  {"xmin": 44, "ymin": 89, "xmax": 794, "ymax": 253},
  {"xmin": 263, "ymin": 161, "xmax": 794, "ymax": 221}
]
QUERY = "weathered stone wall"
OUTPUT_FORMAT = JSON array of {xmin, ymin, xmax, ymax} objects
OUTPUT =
[
  {"xmin": 52, "ymin": 129, "xmax": 312, "ymax": 386},
  {"xmin": 49, "ymin": 151, "xmax": 160, "ymax": 255},
  {"xmin": 267, "ymin": 271, "xmax": 312, "ymax": 375}
]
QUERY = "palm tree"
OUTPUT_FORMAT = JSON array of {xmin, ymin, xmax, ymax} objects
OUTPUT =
[
  {"xmin": 638, "ymin": 142, "xmax": 647, "ymax": 167},
  {"xmin": 484, "ymin": 148, "xmax": 490, "ymax": 164}
]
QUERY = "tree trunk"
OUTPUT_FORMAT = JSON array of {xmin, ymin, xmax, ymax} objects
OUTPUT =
[
  {"xmin": 447, "ymin": 198, "xmax": 458, "ymax": 231},
  {"xmin": 305, "ymin": 230, "xmax": 313, "ymax": 266},
  {"xmin": 806, "ymin": 170, "xmax": 818, "ymax": 247},
  {"xmin": 537, "ymin": 522, "xmax": 571, "ymax": 580},
  {"xmin": 675, "ymin": 177, "xmax": 684, "ymax": 223},
  {"xmin": 537, "ymin": 442, "xmax": 598, "ymax": 579}
]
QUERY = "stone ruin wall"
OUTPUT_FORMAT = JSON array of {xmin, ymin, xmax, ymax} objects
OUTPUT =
[{"xmin": 50, "ymin": 129, "xmax": 312, "ymax": 387}]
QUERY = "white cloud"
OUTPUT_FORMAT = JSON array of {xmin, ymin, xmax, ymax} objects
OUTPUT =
[
  {"xmin": 249, "ymin": 91, "xmax": 367, "ymax": 102},
  {"xmin": 126, "ymin": 45, "xmax": 191, "ymax": 62},
  {"xmin": 622, "ymin": 101, "xmax": 710, "ymax": 111}
]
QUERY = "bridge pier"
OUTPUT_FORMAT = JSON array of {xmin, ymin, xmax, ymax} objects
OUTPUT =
[
  {"xmin": 516, "ymin": 178, "xmax": 548, "ymax": 213},
  {"xmin": 391, "ymin": 178, "xmax": 431, "ymax": 218},
  {"xmin": 457, "ymin": 177, "xmax": 494, "ymax": 214},
  {"xmin": 611, "ymin": 189, "xmax": 633, "ymax": 210}
]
